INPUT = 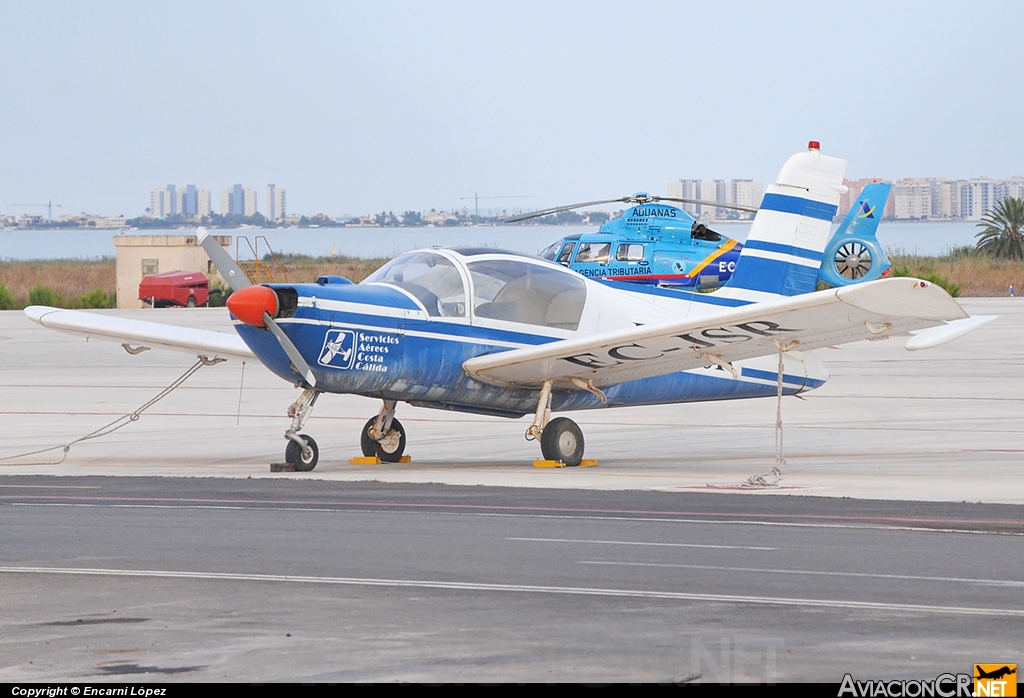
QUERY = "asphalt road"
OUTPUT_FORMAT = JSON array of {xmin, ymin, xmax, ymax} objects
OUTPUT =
[{"xmin": 2, "ymin": 476, "xmax": 1021, "ymax": 683}]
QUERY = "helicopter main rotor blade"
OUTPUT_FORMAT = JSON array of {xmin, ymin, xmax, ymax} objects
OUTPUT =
[
  {"xmin": 198, "ymin": 227, "xmax": 252, "ymax": 291},
  {"xmin": 504, "ymin": 198, "xmax": 630, "ymax": 223},
  {"xmin": 656, "ymin": 197, "xmax": 759, "ymax": 214},
  {"xmin": 504, "ymin": 195, "xmax": 758, "ymax": 223}
]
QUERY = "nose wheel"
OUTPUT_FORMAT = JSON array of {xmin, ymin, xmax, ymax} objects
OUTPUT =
[
  {"xmin": 285, "ymin": 435, "xmax": 319, "ymax": 472},
  {"xmin": 283, "ymin": 388, "xmax": 321, "ymax": 471}
]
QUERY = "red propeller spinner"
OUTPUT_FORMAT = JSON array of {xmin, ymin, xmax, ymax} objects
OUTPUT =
[{"xmin": 226, "ymin": 285, "xmax": 278, "ymax": 327}]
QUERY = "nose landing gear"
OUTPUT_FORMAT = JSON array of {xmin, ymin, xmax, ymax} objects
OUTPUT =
[{"xmin": 283, "ymin": 388, "xmax": 321, "ymax": 471}]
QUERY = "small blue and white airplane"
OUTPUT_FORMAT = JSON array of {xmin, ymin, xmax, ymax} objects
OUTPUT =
[{"xmin": 24, "ymin": 143, "xmax": 993, "ymax": 469}]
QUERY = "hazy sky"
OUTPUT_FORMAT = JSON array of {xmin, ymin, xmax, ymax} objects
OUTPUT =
[{"xmin": 2, "ymin": 1, "xmax": 1022, "ymax": 218}]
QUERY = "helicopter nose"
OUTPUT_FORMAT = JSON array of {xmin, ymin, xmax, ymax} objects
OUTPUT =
[{"xmin": 227, "ymin": 285, "xmax": 278, "ymax": 327}]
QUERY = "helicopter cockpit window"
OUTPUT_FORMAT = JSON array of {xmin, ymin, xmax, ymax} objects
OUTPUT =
[
  {"xmin": 469, "ymin": 259, "xmax": 586, "ymax": 331},
  {"xmin": 575, "ymin": 242, "xmax": 610, "ymax": 264},
  {"xmin": 616, "ymin": 243, "xmax": 645, "ymax": 261},
  {"xmin": 539, "ymin": 241, "xmax": 561, "ymax": 261},
  {"xmin": 363, "ymin": 252, "xmax": 466, "ymax": 317},
  {"xmin": 557, "ymin": 242, "xmax": 576, "ymax": 264},
  {"xmin": 691, "ymin": 224, "xmax": 723, "ymax": 242}
]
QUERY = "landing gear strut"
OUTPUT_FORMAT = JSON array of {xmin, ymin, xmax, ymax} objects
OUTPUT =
[
  {"xmin": 284, "ymin": 388, "xmax": 321, "ymax": 471},
  {"xmin": 361, "ymin": 399, "xmax": 407, "ymax": 462},
  {"xmin": 526, "ymin": 380, "xmax": 586, "ymax": 466}
]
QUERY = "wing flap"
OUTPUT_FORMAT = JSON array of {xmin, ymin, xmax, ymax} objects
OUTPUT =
[
  {"xmin": 24, "ymin": 306, "xmax": 255, "ymax": 360},
  {"xmin": 463, "ymin": 278, "xmax": 969, "ymax": 388}
]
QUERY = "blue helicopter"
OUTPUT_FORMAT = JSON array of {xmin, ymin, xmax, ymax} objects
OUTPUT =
[
  {"xmin": 529, "ymin": 194, "xmax": 752, "ymax": 291},
  {"xmin": 531, "ymin": 181, "xmax": 894, "ymax": 292}
]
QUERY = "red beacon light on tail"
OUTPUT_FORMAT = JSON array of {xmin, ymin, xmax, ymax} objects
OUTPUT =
[{"xmin": 808, "ymin": 140, "xmax": 821, "ymax": 151}]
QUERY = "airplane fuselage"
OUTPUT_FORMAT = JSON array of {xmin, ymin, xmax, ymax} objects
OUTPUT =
[{"xmin": 233, "ymin": 249, "xmax": 827, "ymax": 418}]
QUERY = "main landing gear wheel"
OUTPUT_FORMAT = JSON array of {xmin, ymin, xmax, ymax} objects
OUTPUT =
[
  {"xmin": 540, "ymin": 417, "xmax": 585, "ymax": 467},
  {"xmin": 361, "ymin": 416, "xmax": 407, "ymax": 463},
  {"xmin": 285, "ymin": 435, "xmax": 319, "ymax": 472}
]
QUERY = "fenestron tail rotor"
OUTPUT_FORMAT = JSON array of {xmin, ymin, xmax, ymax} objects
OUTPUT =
[{"xmin": 504, "ymin": 194, "xmax": 757, "ymax": 223}]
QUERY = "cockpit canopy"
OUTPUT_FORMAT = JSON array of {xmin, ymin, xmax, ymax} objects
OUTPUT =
[{"xmin": 363, "ymin": 250, "xmax": 587, "ymax": 331}]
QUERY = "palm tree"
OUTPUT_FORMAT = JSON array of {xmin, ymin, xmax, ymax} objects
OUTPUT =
[{"xmin": 975, "ymin": 197, "xmax": 1024, "ymax": 259}]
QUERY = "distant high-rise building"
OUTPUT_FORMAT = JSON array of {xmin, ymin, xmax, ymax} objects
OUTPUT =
[
  {"xmin": 151, "ymin": 185, "xmax": 177, "ymax": 218},
  {"xmin": 893, "ymin": 179, "xmax": 933, "ymax": 219},
  {"xmin": 666, "ymin": 179, "xmax": 701, "ymax": 217},
  {"xmin": 197, "ymin": 189, "xmax": 212, "ymax": 217},
  {"xmin": 267, "ymin": 184, "xmax": 286, "ymax": 222},
  {"xmin": 221, "ymin": 184, "xmax": 258, "ymax": 217},
  {"xmin": 178, "ymin": 185, "xmax": 199, "ymax": 217},
  {"xmin": 730, "ymin": 179, "xmax": 763, "ymax": 214}
]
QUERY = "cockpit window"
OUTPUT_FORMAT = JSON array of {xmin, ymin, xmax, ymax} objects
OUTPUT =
[
  {"xmin": 468, "ymin": 259, "xmax": 586, "ymax": 331},
  {"xmin": 363, "ymin": 252, "xmax": 466, "ymax": 317},
  {"xmin": 616, "ymin": 243, "xmax": 645, "ymax": 261},
  {"xmin": 575, "ymin": 242, "xmax": 610, "ymax": 263},
  {"xmin": 539, "ymin": 241, "xmax": 561, "ymax": 261},
  {"xmin": 557, "ymin": 242, "xmax": 576, "ymax": 264}
]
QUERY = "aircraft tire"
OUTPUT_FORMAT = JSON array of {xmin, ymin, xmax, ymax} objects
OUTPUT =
[
  {"xmin": 359, "ymin": 417, "xmax": 378, "ymax": 457},
  {"xmin": 285, "ymin": 435, "xmax": 319, "ymax": 472},
  {"xmin": 363, "ymin": 417, "xmax": 406, "ymax": 463},
  {"xmin": 540, "ymin": 417, "xmax": 584, "ymax": 467}
]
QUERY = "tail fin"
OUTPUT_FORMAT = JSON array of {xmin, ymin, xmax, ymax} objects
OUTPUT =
[
  {"xmin": 717, "ymin": 142, "xmax": 846, "ymax": 301},
  {"xmin": 818, "ymin": 182, "xmax": 892, "ymax": 287}
]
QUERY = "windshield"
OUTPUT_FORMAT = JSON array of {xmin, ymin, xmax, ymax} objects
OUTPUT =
[{"xmin": 363, "ymin": 252, "xmax": 466, "ymax": 317}]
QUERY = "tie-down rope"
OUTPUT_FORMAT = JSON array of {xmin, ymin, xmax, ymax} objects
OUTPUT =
[{"xmin": 0, "ymin": 356, "xmax": 218, "ymax": 466}]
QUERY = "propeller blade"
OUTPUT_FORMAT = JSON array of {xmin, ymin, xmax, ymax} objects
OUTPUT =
[
  {"xmin": 263, "ymin": 311, "xmax": 317, "ymax": 388},
  {"xmin": 198, "ymin": 227, "xmax": 252, "ymax": 291}
]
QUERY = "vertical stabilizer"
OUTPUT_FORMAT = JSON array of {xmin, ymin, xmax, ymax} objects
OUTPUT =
[{"xmin": 717, "ymin": 142, "xmax": 846, "ymax": 301}]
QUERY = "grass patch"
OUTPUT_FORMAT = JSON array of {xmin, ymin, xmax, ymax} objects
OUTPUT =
[{"xmin": 889, "ymin": 247, "xmax": 1023, "ymax": 297}]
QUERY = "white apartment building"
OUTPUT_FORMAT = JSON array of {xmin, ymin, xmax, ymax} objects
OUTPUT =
[
  {"xmin": 667, "ymin": 178, "xmax": 760, "ymax": 220},
  {"xmin": 151, "ymin": 185, "xmax": 176, "ymax": 218},
  {"xmin": 730, "ymin": 179, "xmax": 763, "ymax": 212},
  {"xmin": 666, "ymin": 179, "xmax": 701, "ymax": 217},
  {"xmin": 893, "ymin": 179, "xmax": 933, "ymax": 219}
]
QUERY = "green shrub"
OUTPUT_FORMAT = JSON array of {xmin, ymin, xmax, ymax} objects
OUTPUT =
[
  {"xmin": 28, "ymin": 285, "xmax": 64, "ymax": 307},
  {"xmin": 208, "ymin": 280, "xmax": 232, "ymax": 307},
  {"xmin": 69, "ymin": 288, "xmax": 115, "ymax": 309},
  {"xmin": 0, "ymin": 282, "xmax": 19, "ymax": 309}
]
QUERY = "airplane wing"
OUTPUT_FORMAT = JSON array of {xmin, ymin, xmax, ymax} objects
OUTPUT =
[
  {"xmin": 24, "ymin": 306, "xmax": 254, "ymax": 360},
  {"xmin": 463, "ymin": 278, "xmax": 977, "ymax": 388}
]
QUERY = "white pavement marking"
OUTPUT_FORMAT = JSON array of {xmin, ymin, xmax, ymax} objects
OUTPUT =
[
  {"xmin": 2, "ymin": 565, "xmax": 1021, "ymax": 617},
  {"xmin": 507, "ymin": 536, "xmax": 776, "ymax": 550},
  {"xmin": 577, "ymin": 561, "xmax": 1024, "ymax": 588}
]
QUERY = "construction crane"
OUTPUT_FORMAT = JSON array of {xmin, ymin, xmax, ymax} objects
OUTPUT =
[
  {"xmin": 459, "ymin": 193, "xmax": 532, "ymax": 218},
  {"xmin": 10, "ymin": 200, "xmax": 62, "ymax": 220}
]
